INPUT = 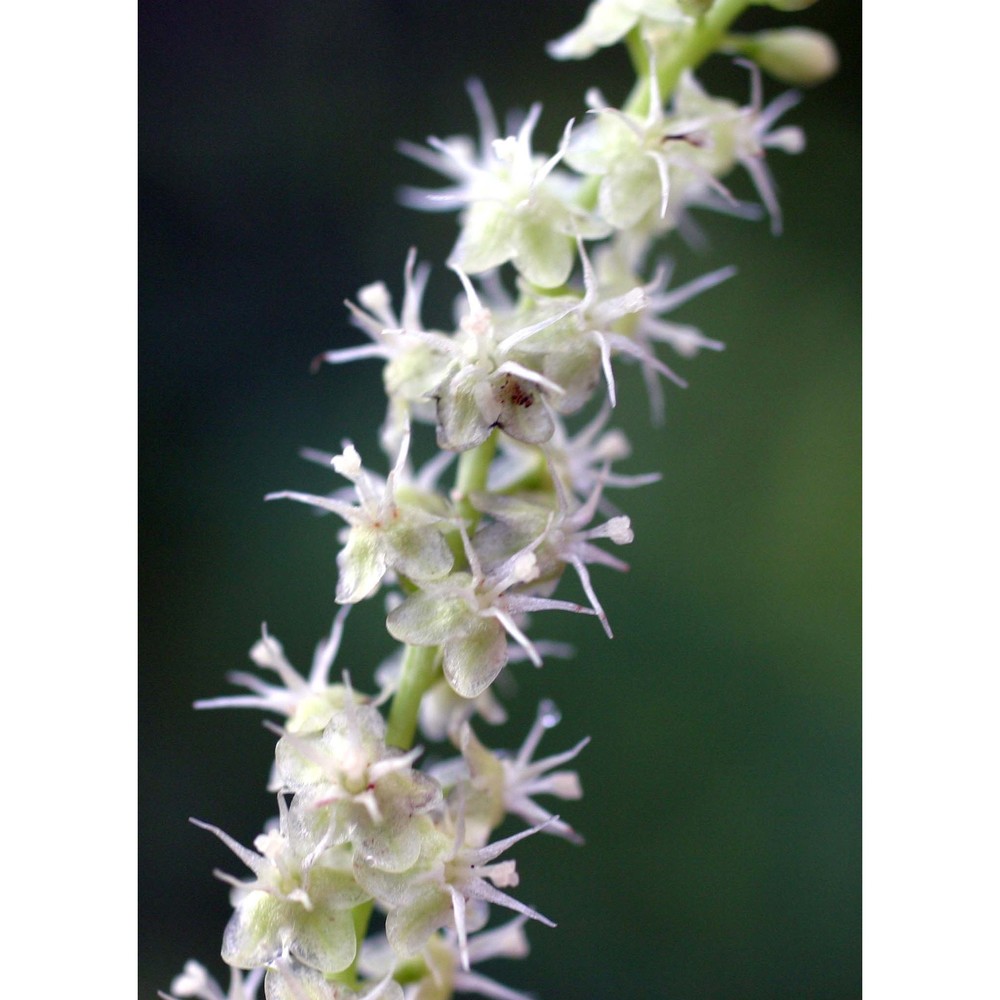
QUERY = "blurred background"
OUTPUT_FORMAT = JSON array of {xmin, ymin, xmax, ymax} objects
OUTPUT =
[{"xmin": 140, "ymin": 3, "xmax": 860, "ymax": 998}]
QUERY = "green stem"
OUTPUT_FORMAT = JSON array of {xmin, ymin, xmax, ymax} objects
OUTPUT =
[
  {"xmin": 649, "ymin": 0, "xmax": 753, "ymax": 103},
  {"xmin": 335, "ymin": 643, "xmax": 442, "ymax": 986},
  {"xmin": 454, "ymin": 431, "xmax": 497, "ymax": 529},
  {"xmin": 386, "ymin": 643, "xmax": 441, "ymax": 750}
]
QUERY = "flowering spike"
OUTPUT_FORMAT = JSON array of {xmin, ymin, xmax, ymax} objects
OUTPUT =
[{"xmin": 164, "ymin": 7, "xmax": 834, "ymax": 998}]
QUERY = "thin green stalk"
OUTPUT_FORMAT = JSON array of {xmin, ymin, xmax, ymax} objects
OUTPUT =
[
  {"xmin": 454, "ymin": 430, "xmax": 497, "ymax": 529},
  {"xmin": 336, "ymin": 643, "xmax": 442, "ymax": 986},
  {"xmin": 649, "ymin": 0, "xmax": 753, "ymax": 105},
  {"xmin": 386, "ymin": 643, "xmax": 442, "ymax": 750}
]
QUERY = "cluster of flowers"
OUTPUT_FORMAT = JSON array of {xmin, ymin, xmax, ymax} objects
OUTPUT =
[{"xmin": 161, "ymin": 2, "xmax": 834, "ymax": 998}]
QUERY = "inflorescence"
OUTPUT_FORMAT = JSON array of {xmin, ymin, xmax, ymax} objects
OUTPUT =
[{"xmin": 162, "ymin": 3, "xmax": 835, "ymax": 998}]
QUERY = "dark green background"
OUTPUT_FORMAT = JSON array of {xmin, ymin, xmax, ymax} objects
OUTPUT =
[{"xmin": 140, "ymin": 3, "xmax": 860, "ymax": 997}]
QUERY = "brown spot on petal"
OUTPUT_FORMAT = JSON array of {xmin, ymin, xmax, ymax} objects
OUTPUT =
[{"xmin": 498, "ymin": 374, "xmax": 534, "ymax": 408}]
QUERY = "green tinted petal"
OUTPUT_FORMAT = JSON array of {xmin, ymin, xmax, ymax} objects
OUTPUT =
[
  {"xmin": 265, "ymin": 959, "xmax": 406, "ymax": 1000},
  {"xmin": 385, "ymin": 887, "xmax": 452, "ymax": 958},
  {"xmin": 443, "ymin": 619, "xmax": 508, "ymax": 698},
  {"xmin": 436, "ymin": 371, "xmax": 497, "ymax": 452},
  {"xmin": 386, "ymin": 590, "xmax": 476, "ymax": 647},
  {"xmin": 494, "ymin": 378, "xmax": 555, "ymax": 444},
  {"xmin": 292, "ymin": 906, "xmax": 357, "ymax": 974},
  {"xmin": 452, "ymin": 204, "xmax": 516, "ymax": 275},
  {"xmin": 386, "ymin": 522, "xmax": 453, "ymax": 582},
  {"xmin": 274, "ymin": 731, "xmax": 325, "ymax": 791},
  {"xmin": 351, "ymin": 810, "xmax": 429, "ymax": 874},
  {"xmin": 385, "ymin": 342, "xmax": 450, "ymax": 401},
  {"xmin": 264, "ymin": 959, "xmax": 336, "ymax": 1000},
  {"xmin": 543, "ymin": 342, "xmax": 602, "ymax": 414},
  {"xmin": 600, "ymin": 157, "xmax": 661, "ymax": 230},
  {"xmin": 511, "ymin": 219, "xmax": 573, "ymax": 289},
  {"xmin": 336, "ymin": 526, "xmax": 388, "ymax": 604},
  {"xmin": 308, "ymin": 865, "xmax": 372, "ymax": 911},
  {"xmin": 221, "ymin": 890, "xmax": 284, "ymax": 969}
]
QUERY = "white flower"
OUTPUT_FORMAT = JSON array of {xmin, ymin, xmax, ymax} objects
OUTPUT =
[
  {"xmin": 359, "ymin": 918, "xmax": 533, "ymax": 1000},
  {"xmin": 565, "ymin": 49, "xmax": 714, "ymax": 230},
  {"xmin": 263, "ymin": 951, "xmax": 403, "ymax": 1000},
  {"xmin": 194, "ymin": 607, "xmax": 353, "ymax": 735},
  {"xmin": 547, "ymin": 0, "xmax": 694, "ymax": 61},
  {"xmin": 386, "ymin": 525, "xmax": 596, "ymax": 699},
  {"xmin": 354, "ymin": 811, "xmax": 555, "ymax": 973},
  {"xmin": 400, "ymin": 81, "xmax": 608, "ymax": 288},
  {"xmin": 192, "ymin": 797, "xmax": 368, "ymax": 975},
  {"xmin": 484, "ymin": 406, "xmax": 660, "ymax": 513},
  {"xmin": 496, "ymin": 700, "xmax": 589, "ymax": 842},
  {"xmin": 313, "ymin": 250, "xmax": 457, "ymax": 450},
  {"xmin": 275, "ymin": 693, "xmax": 443, "ymax": 873},
  {"xmin": 266, "ymin": 429, "xmax": 454, "ymax": 604},
  {"xmin": 471, "ymin": 467, "xmax": 633, "ymax": 639},
  {"xmin": 159, "ymin": 962, "xmax": 264, "ymax": 1000},
  {"xmin": 591, "ymin": 238, "xmax": 735, "ymax": 422},
  {"xmin": 427, "ymin": 267, "xmax": 575, "ymax": 451},
  {"xmin": 672, "ymin": 65, "xmax": 805, "ymax": 235},
  {"xmin": 441, "ymin": 702, "xmax": 588, "ymax": 847},
  {"xmin": 548, "ymin": 405, "xmax": 662, "ymax": 507}
]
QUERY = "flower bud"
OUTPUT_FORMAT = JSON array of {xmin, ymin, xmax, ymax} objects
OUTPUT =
[{"xmin": 747, "ymin": 28, "xmax": 839, "ymax": 86}]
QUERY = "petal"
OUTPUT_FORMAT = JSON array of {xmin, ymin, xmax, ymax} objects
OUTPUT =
[
  {"xmin": 436, "ymin": 369, "xmax": 498, "ymax": 452},
  {"xmin": 599, "ymin": 156, "xmax": 661, "ymax": 230},
  {"xmin": 451, "ymin": 203, "xmax": 517, "ymax": 275},
  {"xmin": 542, "ymin": 345, "xmax": 602, "ymax": 414},
  {"xmin": 385, "ymin": 886, "xmax": 453, "ymax": 958},
  {"xmin": 350, "ymin": 808, "xmax": 436, "ymax": 874},
  {"xmin": 546, "ymin": 2, "xmax": 637, "ymax": 60},
  {"xmin": 386, "ymin": 590, "xmax": 477, "ymax": 647},
  {"xmin": 308, "ymin": 865, "xmax": 373, "ymax": 911},
  {"xmin": 443, "ymin": 619, "xmax": 508, "ymax": 699},
  {"xmin": 291, "ymin": 906, "xmax": 357, "ymax": 974},
  {"xmin": 385, "ymin": 521, "xmax": 453, "ymax": 583},
  {"xmin": 221, "ymin": 890, "xmax": 284, "ymax": 969},
  {"xmin": 492, "ymin": 375, "xmax": 555, "ymax": 444},
  {"xmin": 510, "ymin": 217, "xmax": 573, "ymax": 289},
  {"xmin": 336, "ymin": 526, "xmax": 388, "ymax": 604}
]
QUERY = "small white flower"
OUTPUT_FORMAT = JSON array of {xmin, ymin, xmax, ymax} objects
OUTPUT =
[
  {"xmin": 275, "ymin": 690, "xmax": 443, "ymax": 873},
  {"xmin": 672, "ymin": 65, "xmax": 805, "ymax": 235},
  {"xmin": 496, "ymin": 700, "xmax": 589, "ymax": 843},
  {"xmin": 590, "ymin": 238, "xmax": 735, "ymax": 422},
  {"xmin": 386, "ymin": 525, "xmax": 596, "ymax": 699},
  {"xmin": 263, "ymin": 950, "xmax": 403, "ymax": 1000},
  {"xmin": 194, "ymin": 607, "xmax": 353, "ymax": 735},
  {"xmin": 354, "ymin": 810, "xmax": 556, "ymax": 974},
  {"xmin": 266, "ymin": 429, "xmax": 454, "ymax": 604},
  {"xmin": 358, "ymin": 918, "xmax": 533, "ymax": 1000},
  {"xmin": 400, "ymin": 81, "xmax": 608, "ymax": 288},
  {"xmin": 192, "ymin": 797, "xmax": 367, "ymax": 975},
  {"xmin": 442, "ymin": 702, "xmax": 589, "ymax": 847},
  {"xmin": 472, "ymin": 466, "xmax": 633, "ymax": 639},
  {"xmin": 159, "ymin": 962, "xmax": 264, "ymax": 1000},
  {"xmin": 547, "ymin": 0, "xmax": 693, "ymax": 61},
  {"xmin": 313, "ymin": 250, "xmax": 457, "ymax": 449},
  {"xmin": 566, "ymin": 48, "xmax": 714, "ymax": 230},
  {"xmin": 428, "ymin": 267, "xmax": 576, "ymax": 451}
]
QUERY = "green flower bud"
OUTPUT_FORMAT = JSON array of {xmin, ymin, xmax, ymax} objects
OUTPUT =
[{"xmin": 748, "ymin": 28, "xmax": 839, "ymax": 86}]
